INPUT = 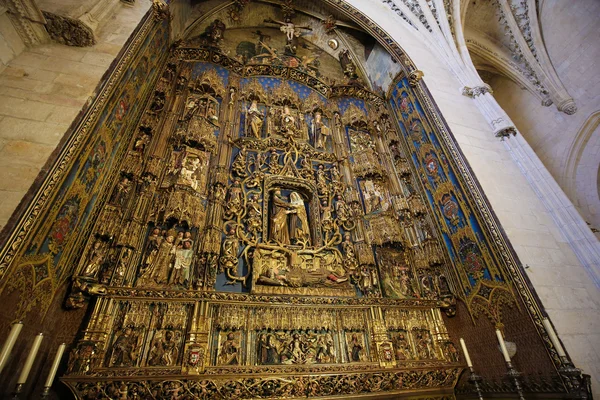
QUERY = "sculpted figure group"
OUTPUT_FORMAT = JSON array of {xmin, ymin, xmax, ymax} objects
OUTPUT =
[{"xmin": 138, "ymin": 228, "xmax": 194, "ymax": 287}]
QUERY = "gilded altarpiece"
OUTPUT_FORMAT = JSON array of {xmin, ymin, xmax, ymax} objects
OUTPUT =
[
  {"xmin": 58, "ymin": 20, "xmax": 464, "ymax": 397},
  {"xmin": 0, "ymin": 1, "xmax": 587, "ymax": 398}
]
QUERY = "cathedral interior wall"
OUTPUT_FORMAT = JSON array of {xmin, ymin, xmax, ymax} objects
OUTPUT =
[
  {"xmin": 486, "ymin": 0, "xmax": 600, "ymax": 236},
  {"xmin": 0, "ymin": 0, "xmax": 597, "ymax": 398},
  {"xmin": 0, "ymin": 0, "xmax": 149, "ymax": 233},
  {"xmin": 345, "ymin": 0, "xmax": 600, "ymax": 393}
]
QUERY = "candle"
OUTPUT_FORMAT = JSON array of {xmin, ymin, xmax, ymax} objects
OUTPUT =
[
  {"xmin": 542, "ymin": 318, "xmax": 566, "ymax": 357},
  {"xmin": 17, "ymin": 333, "xmax": 44, "ymax": 384},
  {"xmin": 44, "ymin": 343, "xmax": 66, "ymax": 388},
  {"xmin": 459, "ymin": 338, "xmax": 473, "ymax": 367},
  {"xmin": 0, "ymin": 321, "xmax": 23, "ymax": 373},
  {"xmin": 495, "ymin": 329, "xmax": 511, "ymax": 362}
]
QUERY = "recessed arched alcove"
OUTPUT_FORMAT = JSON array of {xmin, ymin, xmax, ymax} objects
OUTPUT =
[{"xmin": 0, "ymin": 1, "xmax": 589, "ymax": 399}]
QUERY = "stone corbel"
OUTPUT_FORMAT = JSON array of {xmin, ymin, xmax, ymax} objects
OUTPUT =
[
  {"xmin": 462, "ymin": 84, "xmax": 493, "ymax": 98},
  {"xmin": 40, "ymin": 0, "xmax": 125, "ymax": 47}
]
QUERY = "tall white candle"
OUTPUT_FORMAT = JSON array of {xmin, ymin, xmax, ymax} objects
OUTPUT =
[
  {"xmin": 459, "ymin": 338, "xmax": 473, "ymax": 367},
  {"xmin": 17, "ymin": 333, "xmax": 44, "ymax": 384},
  {"xmin": 542, "ymin": 318, "xmax": 566, "ymax": 357},
  {"xmin": 44, "ymin": 343, "xmax": 66, "ymax": 388},
  {"xmin": 495, "ymin": 329, "xmax": 511, "ymax": 362},
  {"xmin": 0, "ymin": 321, "xmax": 23, "ymax": 373}
]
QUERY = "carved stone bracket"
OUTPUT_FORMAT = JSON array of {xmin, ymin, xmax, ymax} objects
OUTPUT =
[
  {"xmin": 462, "ymin": 85, "xmax": 493, "ymax": 98},
  {"xmin": 495, "ymin": 126, "xmax": 518, "ymax": 138},
  {"xmin": 42, "ymin": 11, "xmax": 96, "ymax": 47}
]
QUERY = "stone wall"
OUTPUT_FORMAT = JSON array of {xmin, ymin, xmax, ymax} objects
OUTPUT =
[
  {"xmin": 345, "ymin": 0, "xmax": 599, "ymax": 395},
  {"xmin": 488, "ymin": 0, "xmax": 600, "ymax": 235},
  {"xmin": 0, "ymin": 0, "xmax": 150, "ymax": 233}
]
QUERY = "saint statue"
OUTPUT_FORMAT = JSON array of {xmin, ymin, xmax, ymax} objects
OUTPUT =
[
  {"xmin": 280, "ymin": 105, "xmax": 297, "ymax": 138},
  {"xmin": 270, "ymin": 190, "xmax": 293, "ymax": 245},
  {"xmin": 148, "ymin": 330, "xmax": 179, "ymax": 366},
  {"xmin": 139, "ymin": 230, "xmax": 175, "ymax": 285},
  {"xmin": 110, "ymin": 327, "xmax": 137, "ymax": 367},
  {"xmin": 218, "ymin": 333, "xmax": 240, "ymax": 365},
  {"xmin": 82, "ymin": 241, "xmax": 106, "ymax": 278},
  {"xmin": 312, "ymin": 112, "xmax": 330, "ymax": 149},
  {"xmin": 289, "ymin": 192, "xmax": 310, "ymax": 245},
  {"xmin": 247, "ymin": 100, "xmax": 264, "ymax": 138},
  {"xmin": 170, "ymin": 239, "xmax": 193, "ymax": 286},
  {"xmin": 349, "ymin": 333, "xmax": 363, "ymax": 362}
]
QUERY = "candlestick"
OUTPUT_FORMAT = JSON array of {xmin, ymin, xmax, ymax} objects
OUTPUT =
[
  {"xmin": 495, "ymin": 329, "xmax": 511, "ymax": 362},
  {"xmin": 505, "ymin": 361, "xmax": 526, "ymax": 400},
  {"xmin": 0, "ymin": 321, "xmax": 23, "ymax": 373},
  {"xmin": 16, "ymin": 333, "xmax": 43, "ymax": 384},
  {"xmin": 43, "ymin": 343, "xmax": 66, "ymax": 388},
  {"xmin": 467, "ymin": 367, "xmax": 485, "ymax": 400},
  {"xmin": 459, "ymin": 338, "xmax": 473, "ymax": 367},
  {"xmin": 542, "ymin": 318, "xmax": 566, "ymax": 357}
]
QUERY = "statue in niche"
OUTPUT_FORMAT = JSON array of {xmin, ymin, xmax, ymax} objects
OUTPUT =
[
  {"xmin": 289, "ymin": 192, "xmax": 310, "ymax": 245},
  {"xmin": 170, "ymin": 238, "xmax": 193, "ymax": 286},
  {"xmin": 315, "ymin": 332, "xmax": 335, "ymax": 363},
  {"xmin": 270, "ymin": 190, "xmax": 311, "ymax": 247},
  {"xmin": 445, "ymin": 341, "xmax": 459, "ymax": 362},
  {"xmin": 139, "ymin": 229, "xmax": 175, "ymax": 285},
  {"xmin": 264, "ymin": 17, "xmax": 312, "ymax": 55},
  {"xmin": 284, "ymin": 333, "xmax": 309, "ymax": 364},
  {"xmin": 148, "ymin": 330, "xmax": 179, "ymax": 366},
  {"xmin": 246, "ymin": 100, "xmax": 264, "ymax": 138},
  {"xmin": 270, "ymin": 190, "xmax": 294, "ymax": 246},
  {"xmin": 392, "ymin": 332, "xmax": 412, "ymax": 361},
  {"xmin": 82, "ymin": 240, "xmax": 106, "ymax": 278},
  {"xmin": 257, "ymin": 334, "xmax": 280, "ymax": 364},
  {"xmin": 414, "ymin": 331, "xmax": 433, "ymax": 360},
  {"xmin": 279, "ymin": 105, "xmax": 297, "ymax": 138},
  {"xmin": 357, "ymin": 266, "xmax": 378, "ymax": 296},
  {"xmin": 218, "ymin": 332, "xmax": 240, "ymax": 365},
  {"xmin": 348, "ymin": 333, "xmax": 364, "ymax": 362},
  {"xmin": 312, "ymin": 111, "xmax": 330, "ymax": 149},
  {"xmin": 141, "ymin": 228, "xmax": 161, "ymax": 269},
  {"xmin": 110, "ymin": 176, "xmax": 132, "ymax": 207},
  {"xmin": 110, "ymin": 327, "xmax": 138, "ymax": 367}
]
